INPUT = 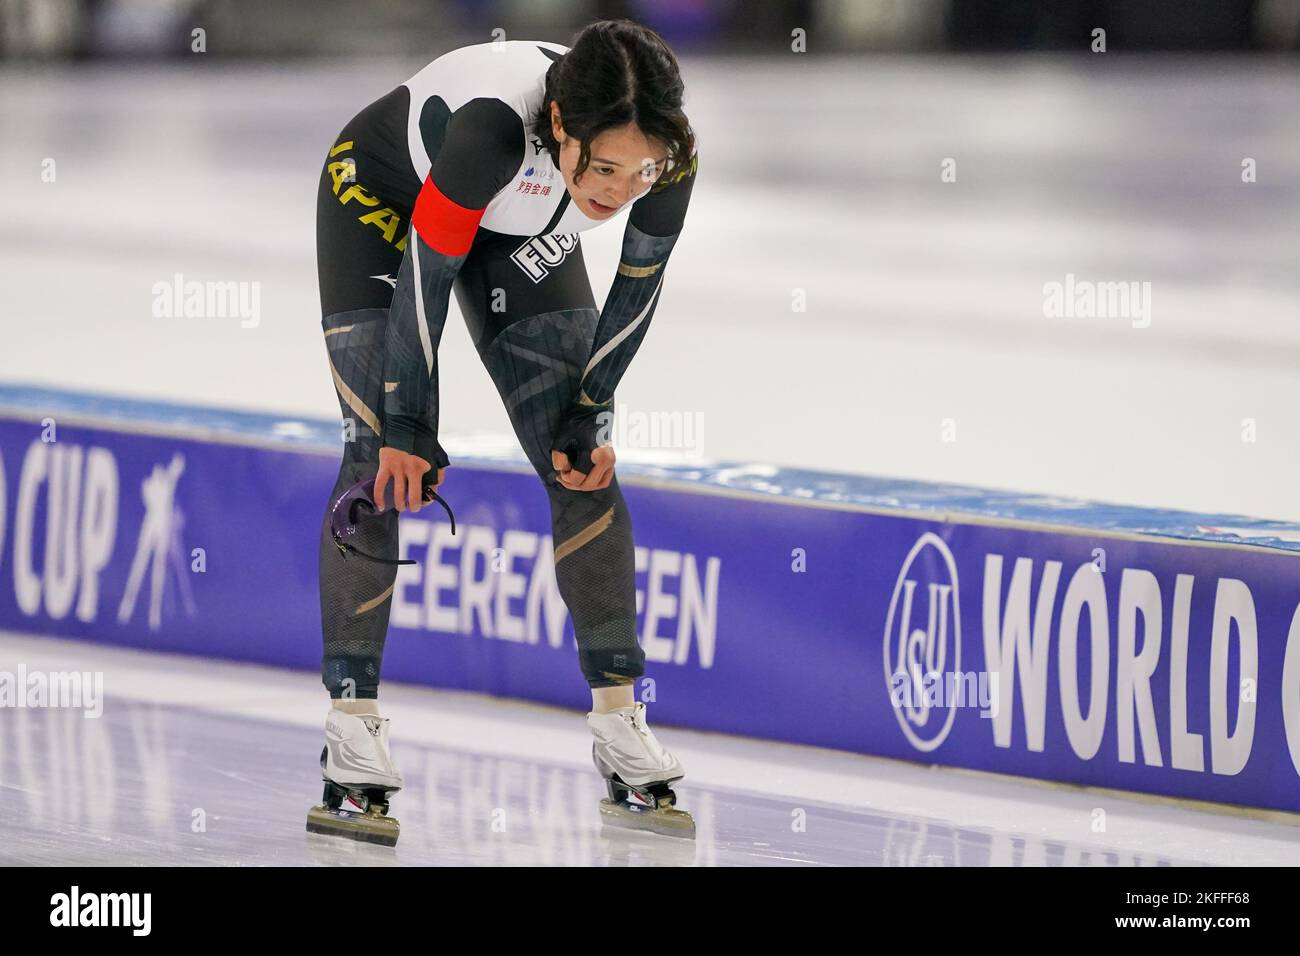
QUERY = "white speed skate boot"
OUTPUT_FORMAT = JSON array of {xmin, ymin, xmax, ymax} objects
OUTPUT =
[
  {"xmin": 588, "ymin": 702, "xmax": 694, "ymax": 839},
  {"xmin": 306, "ymin": 710, "xmax": 403, "ymax": 847}
]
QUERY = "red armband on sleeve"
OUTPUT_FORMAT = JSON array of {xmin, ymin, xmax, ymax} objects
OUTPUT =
[{"xmin": 411, "ymin": 175, "xmax": 484, "ymax": 256}]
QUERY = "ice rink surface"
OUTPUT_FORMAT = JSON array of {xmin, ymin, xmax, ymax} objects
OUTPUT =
[
  {"xmin": 2, "ymin": 633, "xmax": 1297, "ymax": 867},
  {"xmin": 1, "ymin": 55, "xmax": 1297, "ymax": 519},
  {"xmin": 2, "ymin": 55, "xmax": 1299, "ymax": 865}
]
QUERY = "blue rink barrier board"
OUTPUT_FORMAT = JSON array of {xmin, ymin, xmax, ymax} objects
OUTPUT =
[{"xmin": 3, "ymin": 383, "xmax": 1300, "ymax": 815}]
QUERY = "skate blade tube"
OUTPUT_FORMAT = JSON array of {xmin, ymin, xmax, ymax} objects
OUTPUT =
[
  {"xmin": 598, "ymin": 799, "xmax": 697, "ymax": 839},
  {"xmin": 306, "ymin": 805, "xmax": 401, "ymax": 847}
]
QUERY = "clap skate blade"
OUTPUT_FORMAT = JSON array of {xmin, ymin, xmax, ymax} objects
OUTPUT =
[
  {"xmin": 598, "ymin": 773, "xmax": 696, "ymax": 840},
  {"xmin": 307, "ymin": 739, "xmax": 400, "ymax": 848},
  {"xmin": 307, "ymin": 779, "xmax": 400, "ymax": 847}
]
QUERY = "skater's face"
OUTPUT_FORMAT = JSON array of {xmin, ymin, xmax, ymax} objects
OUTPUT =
[{"xmin": 550, "ymin": 103, "xmax": 667, "ymax": 220}]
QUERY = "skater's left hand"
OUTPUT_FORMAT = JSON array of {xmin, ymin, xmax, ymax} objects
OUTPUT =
[
  {"xmin": 376, "ymin": 446, "xmax": 440, "ymax": 513},
  {"xmin": 552, "ymin": 445, "xmax": 615, "ymax": 492}
]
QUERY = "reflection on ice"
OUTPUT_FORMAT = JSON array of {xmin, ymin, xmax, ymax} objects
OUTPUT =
[{"xmin": 0, "ymin": 697, "xmax": 1197, "ymax": 866}]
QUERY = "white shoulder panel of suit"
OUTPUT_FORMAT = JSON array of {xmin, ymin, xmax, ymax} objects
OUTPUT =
[{"xmin": 402, "ymin": 40, "xmax": 642, "ymax": 238}]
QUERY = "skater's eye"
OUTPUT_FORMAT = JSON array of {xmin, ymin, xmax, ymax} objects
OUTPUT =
[{"xmin": 595, "ymin": 166, "xmax": 615, "ymax": 175}]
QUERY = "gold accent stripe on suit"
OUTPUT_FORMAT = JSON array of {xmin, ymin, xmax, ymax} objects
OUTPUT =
[
  {"xmin": 356, "ymin": 583, "xmax": 395, "ymax": 615},
  {"xmin": 616, "ymin": 261, "xmax": 662, "ymax": 279},
  {"xmin": 555, "ymin": 508, "xmax": 615, "ymax": 563},
  {"xmin": 328, "ymin": 356, "xmax": 383, "ymax": 436}
]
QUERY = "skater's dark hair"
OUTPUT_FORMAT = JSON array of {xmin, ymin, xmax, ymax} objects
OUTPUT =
[{"xmin": 533, "ymin": 19, "xmax": 694, "ymax": 189}]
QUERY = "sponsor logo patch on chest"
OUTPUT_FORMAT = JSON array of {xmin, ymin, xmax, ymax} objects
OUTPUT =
[
  {"xmin": 511, "ymin": 233, "xmax": 578, "ymax": 283},
  {"xmin": 514, "ymin": 164, "xmax": 556, "ymax": 196}
]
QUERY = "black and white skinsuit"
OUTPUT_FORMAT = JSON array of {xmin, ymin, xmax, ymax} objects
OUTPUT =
[{"xmin": 315, "ymin": 40, "xmax": 697, "ymax": 700}]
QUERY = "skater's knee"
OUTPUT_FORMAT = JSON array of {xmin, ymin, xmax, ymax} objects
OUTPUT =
[
  {"xmin": 321, "ymin": 310, "xmax": 389, "ymax": 458},
  {"xmin": 546, "ymin": 480, "xmax": 629, "ymax": 542}
]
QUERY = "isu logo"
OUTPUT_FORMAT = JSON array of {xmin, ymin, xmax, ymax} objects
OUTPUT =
[
  {"xmin": 883, "ymin": 532, "xmax": 962, "ymax": 751},
  {"xmin": 511, "ymin": 233, "xmax": 578, "ymax": 283}
]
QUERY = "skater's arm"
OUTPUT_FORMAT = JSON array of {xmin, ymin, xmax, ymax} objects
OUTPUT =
[
  {"xmin": 548, "ymin": 153, "xmax": 696, "ymax": 485},
  {"xmin": 381, "ymin": 98, "xmax": 524, "ymax": 465},
  {"xmin": 573, "ymin": 152, "xmax": 697, "ymax": 408}
]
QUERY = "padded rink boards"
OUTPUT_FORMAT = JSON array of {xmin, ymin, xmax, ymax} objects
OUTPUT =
[{"xmin": 2, "ymin": 383, "xmax": 1299, "ymax": 816}]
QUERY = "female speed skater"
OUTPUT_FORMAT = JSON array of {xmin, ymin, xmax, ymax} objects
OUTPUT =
[{"xmin": 307, "ymin": 19, "xmax": 699, "ymax": 845}]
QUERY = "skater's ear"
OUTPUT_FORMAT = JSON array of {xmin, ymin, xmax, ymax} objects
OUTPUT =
[{"xmin": 549, "ymin": 101, "xmax": 566, "ymax": 144}]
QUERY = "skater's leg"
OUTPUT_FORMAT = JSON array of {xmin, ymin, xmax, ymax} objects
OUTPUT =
[
  {"xmin": 317, "ymin": 402, "xmax": 399, "ymax": 703},
  {"xmin": 318, "ymin": 276, "xmax": 401, "ymax": 703},
  {"xmin": 453, "ymin": 233, "xmax": 692, "ymax": 837},
  {"xmin": 315, "ymin": 124, "xmax": 412, "ymax": 705},
  {"xmin": 332, "ymin": 699, "xmax": 384, "ymax": 715},
  {"xmin": 591, "ymin": 685, "xmax": 635, "ymax": 712},
  {"xmin": 543, "ymin": 471, "xmax": 646, "ymax": 691},
  {"xmin": 308, "ymin": 115, "xmax": 418, "ymax": 846},
  {"xmin": 454, "ymin": 234, "xmax": 646, "ymax": 697}
]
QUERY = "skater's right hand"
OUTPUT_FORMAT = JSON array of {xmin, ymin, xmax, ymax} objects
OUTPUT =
[
  {"xmin": 552, "ymin": 445, "xmax": 615, "ymax": 492},
  {"xmin": 375, "ymin": 446, "xmax": 444, "ymax": 513},
  {"xmin": 551, "ymin": 399, "xmax": 615, "ymax": 492}
]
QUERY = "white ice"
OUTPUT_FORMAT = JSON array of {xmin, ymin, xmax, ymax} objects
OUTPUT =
[
  {"xmin": 1, "ymin": 632, "xmax": 1296, "ymax": 866},
  {"xmin": 0, "ymin": 57, "xmax": 1298, "ymax": 518}
]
